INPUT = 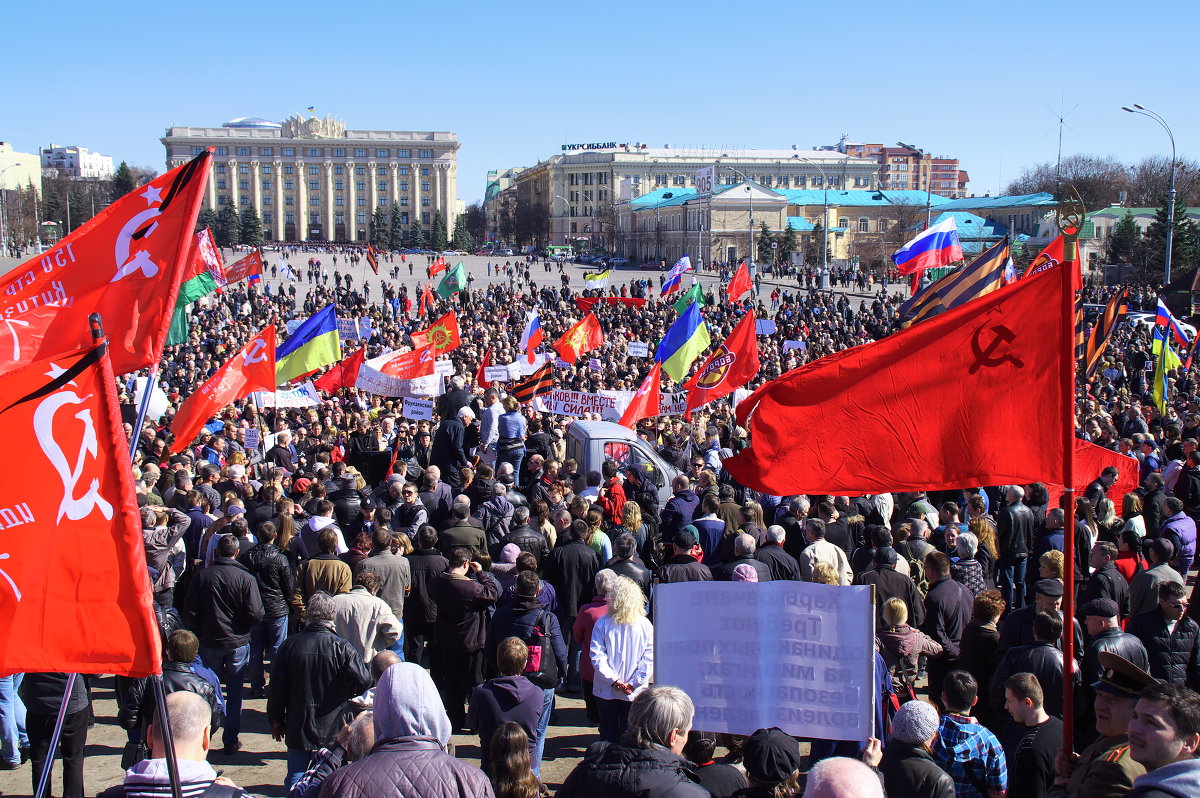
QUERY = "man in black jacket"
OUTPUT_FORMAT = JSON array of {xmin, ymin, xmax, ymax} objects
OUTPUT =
[
  {"xmin": 603, "ymin": 533, "xmax": 652, "ymax": 597},
  {"xmin": 430, "ymin": 407, "xmax": 473, "ymax": 490},
  {"xmin": 997, "ymin": 485, "xmax": 1035, "ymax": 612},
  {"xmin": 121, "ymin": 630, "xmax": 223, "ymax": 742},
  {"xmin": 657, "ymin": 527, "xmax": 713, "ymax": 584},
  {"xmin": 542, "ymin": 519, "xmax": 601, "ymax": 692},
  {"xmin": 861, "ymin": 548, "xmax": 924, "ymax": 628},
  {"xmin": 428, "ymin": 547, "xmax": 500, "ymax": 731},
  {"xmin": 403, "ymin": 525, "xmax": 448, "ymax": 666},
  {"xmin": 755, "ymin": 525, "xmax": 802, "ymax": 581},
  {"xmin": 1082, "ymin": 598, "xmax": 1149, "ymax": 695},
  {"xmin": 1082, "ymin": 541, "xmax": 1132, "ymax": 620},
  {"xmin": 990, "ymin": 611, "xmax": 1076, "ymax": 719},
  {"xmin": 184, "ymin": 534, "xmax": 264, "ymax": 755},
  {"xmin": 921, "ymin": 551, "xmax": 973, "ymax": 698},
  {"xmin": 1129, "ymin": 581, "xmax": 1200, "ymax": 690},
  {"xmin": 268, "ymin": 591, "xmax": 372, "ymax": 791},
  {"xmin": 501, "ymin": 506, "xmax": 550, "ymax": 564},
  {"xmin": 659, "ymin": 476, "xmax": 699, "ymax": 542},
  {"xmin": 240, "ymin": 523, "xmax": 294, "ymax": 698},
  {"xmin": 711, "ymin": 534, "xmax": 773, "ymax": 582}
]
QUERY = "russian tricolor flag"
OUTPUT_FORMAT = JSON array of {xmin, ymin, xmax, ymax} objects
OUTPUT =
[
  {"xmin": 662, "ymin": 256, "xmax": 692, "ymax": 295},
  {"xmin": 1156, "ymin": 299, "xmax": 1191, "ymax": 346},
  {"xmin": 520, "ymin": 311, "xmax": 544, "ymax": 364},
  {"xmin": 891, "ymin": 218, "xmax": 964, "ymax": 275}
]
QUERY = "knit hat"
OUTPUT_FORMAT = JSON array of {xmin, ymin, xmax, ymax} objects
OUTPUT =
[
  {"xmin": 891, "ymin": 700, "xmax": 940, "ymax": 745},
  {"xmin": 742, "ymin": 727, "xmax": 801, "ymax": 784},
  {"xmin": 732, "ymin": 563, "xmax": 759, "ymax": 582}
]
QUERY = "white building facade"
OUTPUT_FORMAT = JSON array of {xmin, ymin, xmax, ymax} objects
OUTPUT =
[{"xmin": 40, "ymin": 145, "xmax": 115, "ymax": 179}]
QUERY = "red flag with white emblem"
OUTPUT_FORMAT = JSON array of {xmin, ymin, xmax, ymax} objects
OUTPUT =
[
  {"xmin": 683, "ymin": 310, "xmax": 760, "ymax": 417},
  {"xmin": 378, "ymin": 345, "xmax": 436, "ymax": 380},
  {"xmin": 0, "ymin": 343, "xmax": 161, "ymax": 676},
  {"xmin": 171, "ymin": 325, "xmax": 276, "ymax": 449},
  {"xmin": 0, "ymin": 153, "xmax": 210, "ymax": 374},
  {"xmin": 618, "ymin": 362, "xmax": 662, "ymax": 429}
]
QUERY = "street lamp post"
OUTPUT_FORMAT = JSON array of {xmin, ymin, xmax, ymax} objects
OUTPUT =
[
  {"xmin": 554, "ymin": 194, "xmax": 570, "ymax": 250},
  {"xmin": 722, "ymin": 166, "xmax": 755, "ymax": 267},
  {"xmin": 798, "ymin": 158, "xmax": 830, "ymax": 282},
  {"xmin": 897, "ymin": 141, "xmax": 932, "ymax": 229},
  {"xmin": 1122, "ymin": 105, "xmax": 1176, "ymax": 285}
]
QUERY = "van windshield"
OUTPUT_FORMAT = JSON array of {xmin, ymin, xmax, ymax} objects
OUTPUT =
[{"xmin": 603, "ymin": 441, "xmax": 663, "ymax": 487}]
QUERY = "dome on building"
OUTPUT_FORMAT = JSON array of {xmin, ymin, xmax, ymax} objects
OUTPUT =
[{"xmin": 222, "ymin": 117, "xmax": 281, "ymax": 129}]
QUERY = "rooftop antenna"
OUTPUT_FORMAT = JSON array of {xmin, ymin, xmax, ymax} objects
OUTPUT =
[{"xmin": 1051, "ymin": 96, "xmax": 1082, "ymax": 196}]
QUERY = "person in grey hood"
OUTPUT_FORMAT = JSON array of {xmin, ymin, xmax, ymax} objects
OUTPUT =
[
  {"xmin": 1126, "ymin": 682, "xmax": 1200, "ymax": 798},
  {"xmin": 318, "ymin": 662, "xmax": 494, "ymax": 798}
]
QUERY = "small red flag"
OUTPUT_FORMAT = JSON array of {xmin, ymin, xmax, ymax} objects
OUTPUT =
[
  {"xmin": 378, "ymin": 345, "xmax": 436, "ymax": 380},
  {"xmin": 414, "ymin": 311, "xmax": 461, "ymax": 355},
  {"xmin": 366, "ymin": 244, "xmax": 380, "ymax": 275},
  {"xmin": 0, "ymin": 152, "xmax": 210, "ymax": 374},
  {"xmin": 683, "ymin": 310, "xmax": 760, "ymax": 417},
  {"xmin": 728, "ymin": 261, "xmax": 753, "ymax": 302},
  {"xmin": 554, "ymin": 313, "xmax": 605, "ymax": 365},
  {"xmin": 419, "ymin": 283, "xmax": 434, "ymax": 316},
  {"xmin": 171, "ymin": 326, "xmax": 276, "ymax": 449},
  {"xmin": 618, "ymin": 361, "xmax": 662, "ymax": 429},
  {"xmin": 224, "ymin": 249, "xmax": 264, "ymax": 284},
  {"xmin": 430, "ymin": 256, "xmax": 447, "ymax": 276},
  {"xmin": 724, "ymin": 266, "xmax": 1068, "ymax": 495},
  {"xmin": 0, "ymin": 343, "xmax": 162, "ymax": 676},
  {"xmin": 1046, "ymin": 439, "xmax": 1138, "ymax": 510},
  {"xmin": 476, "ymin": 347, "xmax": 493, "ymax": 388},
  {"xmin": 313, "ymin": 346, "xmax": 366, "ymax": 394}
]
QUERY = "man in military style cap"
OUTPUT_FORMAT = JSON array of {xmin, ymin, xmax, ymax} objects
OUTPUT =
[{"xmin": 1049, "ymin": 651, "xmax": 1158, "ymax": 798}]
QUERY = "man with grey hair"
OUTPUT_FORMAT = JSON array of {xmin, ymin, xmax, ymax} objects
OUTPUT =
[
  {"xmin": 558, "ymin": 686, "xmax": 708, "ymax": 798},
  {"xmin": 803, "ymin": 756, "xmax": 884, "ymax": 798},
  {"xmin": 756, "ymin": 525, "xmax": 801, "ymax": 581},
  {"xmin": 431, "ymin": 405, "xmax": 473, "ymax": 490},
  {"xmin": 712, "ymin": 533, "xmax": 773, "ymax": 582},
  {"xmin": 269, "ymin": 591, "xmax": 373, "ymax": 791},
  {"xmin": 997, "ymin": 483, "xmax": 1035, "ymax": 612}
]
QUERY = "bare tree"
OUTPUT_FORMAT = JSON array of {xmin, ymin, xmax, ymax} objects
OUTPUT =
[
  {"xmin": 1005, "ymin": 154, "xmax": 1130, "ymax": 210},
  {"xmin": 1129, "ymin": 155, "xmax": 1200, "ymax": 208}
]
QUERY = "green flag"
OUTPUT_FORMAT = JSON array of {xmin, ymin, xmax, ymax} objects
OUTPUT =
[
  {"xmin": 164, "ymin": 271, "xmax": 220, "ymax": 346},
  {"xmin": 673, "ymin": 282, "xmax": 704, "ymax": 314},
  {"xmin": 436, "ymin": 261, "xmax": 467, "ymax": 298}
]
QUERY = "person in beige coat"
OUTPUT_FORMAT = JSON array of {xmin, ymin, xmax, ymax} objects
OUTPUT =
[{"xmin": 332, "ymin": 570, "xmax": 402, "ymax": 662}]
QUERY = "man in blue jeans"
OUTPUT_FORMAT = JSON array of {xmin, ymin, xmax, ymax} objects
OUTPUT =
[
  {"xmin": 997, "ymin": 485, "xmax": 1034, "ymax": 612},
  {"xmin": 0, "ymin": 673, "xmax": 26, "ymax": 769},
  {"xmin": 185, "ymin": 534, "xmax": 264, "ymax": 755}
]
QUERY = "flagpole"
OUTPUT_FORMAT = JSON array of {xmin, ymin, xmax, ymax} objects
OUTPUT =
[
  {"xmin": 1057, "ymin": 190, "xmax": 1084, "ymax": 758},
  {"xmin": 33, "ymin": 672, "xmax": 78, "ymax": 798}
]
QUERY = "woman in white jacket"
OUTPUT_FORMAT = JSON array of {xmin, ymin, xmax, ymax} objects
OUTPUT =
[{"xmin": 589, "ymin": 575, "xmax": 654, "ymax": 743}]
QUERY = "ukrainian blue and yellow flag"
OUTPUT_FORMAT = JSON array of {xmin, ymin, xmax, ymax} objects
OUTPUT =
[
  {"xmin": 276, "ymin": 304, "xmax": 341, "ymax": 385},
  {"xmin": 656, "ymin": 301, "xmax": 710, "ymax": 381}
]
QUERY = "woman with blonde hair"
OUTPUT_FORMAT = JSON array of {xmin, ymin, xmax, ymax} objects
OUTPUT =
[
  {"xmin": 1121, "ymin": 492, "xmax": 1146, "ymax": 538},
  {"xmin": 809, "ymin": 562, "xmax": 840, "ymax": 585},
  {"xmin": 967, "ymin": 516, "xmax": 998, "ymax": 582},
  {"xmin": 590, "ymin": 576, "xmax": 654, "ymax": 743},
  {"xmin": 621, "ymin": 501, "xmax": 647, "ymax": 550}
]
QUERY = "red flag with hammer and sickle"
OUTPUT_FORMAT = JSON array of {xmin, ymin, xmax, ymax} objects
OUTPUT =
[
  {"xmin": 171, "ymin": 326, "xmax": 276, "ymax": 449},
  {"xmin": 723, "ymin": 265, "xmax": 1068, "ymax": 495}
]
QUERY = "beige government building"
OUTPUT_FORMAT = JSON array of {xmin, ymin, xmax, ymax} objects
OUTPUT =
[{"xmin": 162, "ymin": 115, "xmax": 459, "ymax": 242}]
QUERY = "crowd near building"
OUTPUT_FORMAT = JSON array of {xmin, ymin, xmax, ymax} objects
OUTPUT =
[{"xmin": 161, "ymin": 115, "xmax": 460, "ymax": 244}]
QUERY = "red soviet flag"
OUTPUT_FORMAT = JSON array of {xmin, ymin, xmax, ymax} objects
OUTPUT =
[
  {"xmin": 419, "ymin": 283, "xmax": 434, "ymax": 316},
  {"xmin": 476, "ymin": 347, "xmax": 493, "ymax": 389},
  {"xmin": 430, "ymin": 256, "xmax": 447, "ymax": 276},
  {"xmin": 618, "ymin": 362, "xmax": 662, "ymax": 429},
  {"xmin": 0, "ymin": 343, "xmax": 161, "ymax": 676},
  {"xmin": 224, "ymin": 249, "xmax": 264, "ymax": 284},
  {"xmin": 0, "ymin": 152, "xmax": 210, "ymax": 374},
  {"xmin": 723, "ymin": 265, "xmax": 1069, "ymax": 495},
  {"xmin": 313, "ymin": 346, "xmax": 366, "ymax": 394},
  {"xmin": 728, "ymin": 260, "xmax": 753, "ymax": 302},
  {"xmin": 171, "ymin": 326, "xmax": 276, "ymax": 449},
  {"xmin": 554, "ymin": 313, "xmax": 605, "ymax": 365},
  {"xmin": 1045, "ymin": 439, "xmax": 1139, "ymax": 509},
  {"xmin": 683, "ymin": 310, "xmax": 759, "ymax": 417},
  {"xmin": 379, "ymin": 345, "xmax": 436, "ymax": 380}
]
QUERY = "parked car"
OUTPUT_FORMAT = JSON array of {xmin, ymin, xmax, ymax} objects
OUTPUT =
[
  {"xmin": 607, "ymin": 257, "xmax": 630, "ymax": 267},
  {"xmin": 441, "ymin": 250, "xmax": 460, "ymax": 257}
]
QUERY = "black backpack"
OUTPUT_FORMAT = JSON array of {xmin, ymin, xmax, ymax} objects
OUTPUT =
[{"xmin": 522, "ymin": 610, "xmax": 559, "ymax": 689}]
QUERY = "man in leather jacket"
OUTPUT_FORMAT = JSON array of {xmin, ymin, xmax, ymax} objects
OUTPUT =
[{"xmin": 121, "ymin": 630, "xmax": 223, "ymax": 741}]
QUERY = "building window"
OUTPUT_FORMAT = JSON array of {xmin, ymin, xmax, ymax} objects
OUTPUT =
[
  {"xmin": 583, "ymin": 174, "xmax": 594, "ymax": 185},
  {"xmin": 569, "ymin": 174, "xmax": 578, "ymax": 186},
  {"xmin": 598, "ymin": 173, "xmax": 608, "ymax": 184},
  {"xmin": 399, "ymin": 181, "xmax": 409, "ymax": 192},
  {"xmin": 419, "ymin": 149, "xmax": 432, "ymax": 158},
  {"xmin": 838, "ymin": 218, "xmax": 849, "ymax": 228},
  {"xmin": 310, "ymin": 195, "xmax": 320, "ymax": 206},
  {"xmin": 261, "ymin": 180, "xmax": 271, "ymax": 191},
  {"xmin": 421, "ymin": 166, "xmax": 430, "ymax": 176},
  {"xmin": 333, "ymin": 148, "xmax": 345, "ymax": 157},
  {"xmin": 309, "ymin": 213, "xmax": 319, "ymax": 224},
  {"xmin": 283, "ymin": 147, "xmax": 295, "ymax": 157},
  {"xmin": 355, "ymin": 166, "xmax": 365, "ymax": 175},
  {"xmin": 335, "ymin": 197, "xmax": 344, "ymax": 207},
  {"xmin": 373, "ymin": 166, "xmax": 384, "ymax": 176},
  {"xmin": 334, "ymin": 164, "xmax": 344, "ymax": 175},
  {"xmin": 812, "ymin": 176, "xmax": 823, "ymax": 186},
  {"xmin": 400, "ymin": 212, "xmax": 409, "ymax": 225},
  {"xmin": 421, "ymin": 181, "xmax": 431, "ymax": 192},
  {"xmin": 215, "ymin": 164, "xmax": 226, "ymax": 174},
  {"xmin": 239, "ymin": 180, "xmax": 249, "ymax": 190},
  {"xmin": 285, "ymin": 196, "xmax": 294, "ymax": 206},
  {"xmin": 355, "ymin": 148, "xmax": 366, "ymax": 158},
  {"xmin": 357, "ymin": 212, "xmax": 367, "ymax": 224},
  {"xmin": 284, "ymin": 179, "xmax": 294, "ymax": 190},
  {"xmin": 262, "ymin": 212, "xmax": 272, "ymax": 224},
  {"xmin": 399, "ymin": 165, "xmax": 409, "ymax": 176},
  {"xmin": 356, "ymin": 181, "xmax": 366, "ymax": 192},
  {"xmin": 377, "ymin": 149, "xmax": 389, "ymax": 158},
  {"xmin": 211, "ymin": 146, "xmax": 225, "ymax": 156},
  {"xmin": 878, "ymin": 220, "xmax": 888, "ymax": 233},
  {"xmin": 378, "ymin": 181, "xmax": 388, "ymax": 192},
  {"xmin": 283, "ymin": 164, "xmax": 293, "ymax": 175},
  {"xmin": 285, "ymin": 213, "xmax": 295, "ymax": 224},
  {"xmin": 307, "ymin": 148, "xmax": 320, "ymax": 157},
  {"xmin": 334, "ymin": 180, "xmax": 344, "ymax": 191},
  {"xmin": 261, "ymin": 164, "xmax": 272, "ymax": 175},
  {"xmin": 216, "ymin": 179, "xmax": 227, "ymax": 190},
  {"xmin": 571, "ymin": 222, "xmax": 578, "ymax": 233},
  {"xmin": 400, "ymin": 197, "xmax": 409, "ymax": 207},
  {"xmin": 421, "ymin": 212, "xmax": 430, "ymax": 224},
  {"xmin": 263, "ymin": 196, "xmax": 272, "ymax": 206},
  {"xmin": 309, "ymin": 180, "xmax": 319, "ymax": 191},
  {"xmin": 238, "ymin": 164, "xmax": 248, "ymax": 174},
  {"xmin": 583, "ymin": 190, "xmax": 594, "ymax": 201},
  {"xmin": 356, "ymin": 197, "xmax": 365, "ymax": 206},
  {"xmin": 378, "ymin": 197, "xmax": 388, "ymax": 206},
  {"xmin": 259, "ymin": 147, "xmax": 273, "ymax": 157},
  {"xmin": 217, "ymin": 195, "xmax": 227, "ymax": 205},
  {"xmin": 399, "ymin": 149, "xmax": 410, "ymax": 158},
  {"xmin": 239, "ymin": 196, "xmax": 249, "ymax": 206},
  {"xmin": 858, "ymin": 218, "xmax": 869, "ymax": 233},
  {"xmin": 421, "ymin": 197, "xmax": 430, "ymax": 207},
  {"xmin": 307, "ymin": 166, "xmax": 318, "ymax": 175},
  {"xmin": 237, "ymin": 147, "xmax": 249, "ymax": 156},
  {"xmin": 672, "ymin": 176, "xmax": 685, "ymax": 186},
  {"xmin": 335, "ymin": 213, "xmax": 346, "ymax": 225},
  {"xmin": 599, "ymin": 190, "xmax": 608, "ymax": 201}
]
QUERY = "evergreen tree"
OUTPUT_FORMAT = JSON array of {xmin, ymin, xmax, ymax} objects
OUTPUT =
[
  {"xmin": 111, "ymin": 161, "xmax": 136, "ymax": 202},
  {"xmin": 451, "ymin": 213, "xmax": 475, "ymax": 251},
  {"xmin": 214, "ymin": 203, "xmax": 241, "ymax": 248},
  {"xmin": 409, "ymin": 222, "xmax": 426, "ymax": 249},
  {"xmin": 42, "ymin": 191, "xmax": 64, "ymax": 226},
  {"xmin": 807, "ymin": 222, "xmax": 825, "ymax": 266},
  {"xmin": 199, "ymin": 207, "xmax": 219, "ymax": 233},
  {"xmin": 1144, "ymin": 203, "xmax": 1200, "ymax": 280},
  {"xmin": 1106, "ymin": 210, "xmax": 1141, "ymax": 264},
  {"xmin": 389, "ymin": 204, "xmax": 404, "ymax": 250},
  {"xmin": 370, "ymin": 207, "xmax": 389, "ymax": 249},
  {"xmin": 778, "ymin": 225, "xmax": 799, "ymax": 264},
  {"xmin": 756, "ymin": 221, "xmax": 774, "ymax": 263},
  {"xmin": 431, "ymin": 211, "xmax": 448, "ymax": 252},
  {"xmin": 239, "ymin": 207, "xmax": 264, "ymax": 246}
]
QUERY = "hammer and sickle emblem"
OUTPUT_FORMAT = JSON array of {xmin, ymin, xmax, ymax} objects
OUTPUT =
[
  {"xmin": 969, "ymin": 324, "xmax": 1024, "ymax": 374},
  {"xmin": 34, "ymin": 390, "xmax": 114, "ymax": 523},
  {"xmin": 243, "ymin": 337, "xmax": 268, "ymax": 365}
]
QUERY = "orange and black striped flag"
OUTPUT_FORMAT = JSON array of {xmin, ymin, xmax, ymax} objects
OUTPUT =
[
  {"xmin": 366, "ymin": 244, "xmax": 379, "ymax": 275},
  {"xmin": 1075, "ymin": 295, "xmax": 1086, "ymax": 363},
  {"xmin": 511, "ymin": 360, "xmax": 554, "ymax": 404},
  {"xmin": 1084, "ymin": 288, "xmax": 1129, "ymax": 376}
]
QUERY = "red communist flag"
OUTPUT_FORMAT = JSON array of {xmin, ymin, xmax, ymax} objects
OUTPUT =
[
  {"xmin": 476, "ymin": 347, "xmax": 493, "ymax": 389},
  {"xmin": 419, "ymin": 283, "xmax": 434, "ymax": 316},
  {"xmin": 683, "ymin": 310, "xmax": 760, "ymax": 417},
  {"xmin": 0, "ymin": 152, "xmax": 210, "ymax": 374},
  {"xmin": 723, "ymin": 265, "xmax": 1069, "ymax": 495},
  {"xmin": 728, "ymin": 260, "xmax": 753, "ymax": 302},
  {"xmin": 554, "ymin": 313, "xmax": 605, "ymax": 365},
  {"xmin": 0, "ymin": 343, "xmax": 161, "ymax": 676},
  {"xmin": 313, "ymin": 346, "xmax": 366, "ymax": 394},
  {"xmin": 379, "ymin": 346, "xmax": 436, "ymax": 380},
  {"xmin": 414, "ymin": 311, "xmax": 461, "ymax": 354},
  {"xmin": 618, "ymin": 361, "xmax": 662, "ymax": 429},
  {"xmin": 1046, "ymin": 439, "xmax": 1139, "ymax": 509},
  {"xmin": 430, "ymin": 256, "xmax": 447, "ymax": 276},
  {"xmin": 224, "ymin": 249, "xmax": 264, "ymax": 284},
  {"xmin": 171, "ymin": 326, "xmax": 276, "ymax": 449}
]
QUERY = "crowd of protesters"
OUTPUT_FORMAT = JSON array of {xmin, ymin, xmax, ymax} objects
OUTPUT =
[{"xmin": 4, "ymin": 249, "xmax": 1200, "ymax": 798}]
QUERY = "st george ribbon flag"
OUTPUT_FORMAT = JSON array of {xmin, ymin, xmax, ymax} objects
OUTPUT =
[
  {"xmin": 723, "ymin": 265, "xmax": 1068, "ymax": 495},
  {"xmin": 0, "ymin": 151, "xmax": 210, "ymax": 373},
  {"xmin": 0, "ymin": 343, "xmax": 161, "ymax": 676}
]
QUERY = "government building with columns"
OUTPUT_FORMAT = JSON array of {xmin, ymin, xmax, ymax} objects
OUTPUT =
[{"xmin": 162, "ymin": 115, "xmax": 459, "ymax": 243}]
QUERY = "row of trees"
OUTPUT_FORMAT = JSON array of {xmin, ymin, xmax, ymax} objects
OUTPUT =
[
  {"xmin": 1104, "ymin": 206, "xmax": 1200, "ymax": 282},
  {"xmin": 1007, "ymin": 154, "xmax": 1199, "ymax": 212}
]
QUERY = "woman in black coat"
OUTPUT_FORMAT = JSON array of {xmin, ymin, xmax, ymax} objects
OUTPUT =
[{"xmin": 878, "ymin": 700, "xmax": 954, "ymax": 798}]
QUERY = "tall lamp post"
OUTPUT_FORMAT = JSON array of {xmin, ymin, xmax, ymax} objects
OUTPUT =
[
  {"xmin": 897, "ymin": 141, "xmax": 932, "ymax": 229},
  {"xmin": 1122, "ymin": 104, "xmax": 1176, "ymax": 285},
  {"xmin": 723, "ymin": 166, "xmax": 754, "ymax": 266},
  {"xmin": 798, "ymin": 157, "xmax": 830, "ymax": 283}
]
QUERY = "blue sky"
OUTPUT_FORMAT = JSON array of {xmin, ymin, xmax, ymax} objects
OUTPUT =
[{"xmin": 4, "ymin": 0, "xmax": 1193, "ymax": 206}]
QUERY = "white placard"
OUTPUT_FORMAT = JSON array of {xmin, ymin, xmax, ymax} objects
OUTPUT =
[
  {"xmin": 435, "ymin": 359, "xmax": 455, "ymax": 377},
  {"xmin": 588, "ymin": 358, "xmax": 602, "ymax": 371},
  {"xmin": 337, "ymin": 318, "xmax": 360, "ymax": 341},
  {"xmin": 731, "ymin": 388, "xmax": 753, "ymax": 411},
  {"xmin": 402, "ymin": 397, "xmax": 434, "ymax": 420},
  {"xmin": 485, "ymin": 365, "xmax": 511, "ymax": 382},
  {"xmin": 627, "ymin": 341, "xmax": 649, "ymax": 358},
  {"xmin": 243, "ymin": 428, "xmax": 261, "ymax": 452},
  {"xmin": 755, "ymin": 319, "xmax": 778, "ymax": 336},
  {"xmin": 251, "ymin": 382, "xmax": 321, "ymax": 408},
  {"xmin": 533, "ymin": 389, "xmax": 690, "ymax": 422},
  {"xmin": 358, "ymin": 316, "xmax": 373, "ymax": 339},
  {"xmin": 507, "ymin": 361, "xmax": 524, "ymax": 380},
  {"xmin": 655, "ymin": 581, "xmax": 874, "ymax": 740},
  {"xmin": 286, "ymin": 319, "xmax": 304, "ymax": 336}
]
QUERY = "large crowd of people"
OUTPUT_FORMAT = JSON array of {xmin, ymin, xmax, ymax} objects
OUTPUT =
[{"xmin": 5, "ymin": 247, "xmax": 1200, "ymax": 798}]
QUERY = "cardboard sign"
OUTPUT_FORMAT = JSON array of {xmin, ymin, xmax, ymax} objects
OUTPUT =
[
  {"xmin": 337, "ymin": 318, "xmax": 360, "ymax": 341},
  {"xmin": 435, "ymin": 359, "xmax": 455, "ymax": 377},
  {"xmin": 402, "ymin": 397, "xmax": 434, "ymax": 421},
  {"xmin": 656, "ymin": 581, "xmax": 874, "ymax": 740},
  {"xmin": 588, "ymin": 358, "xmax": 602, "ymax": 371},
  {"xmin": 627, "ymin": 341, "xmax": 649, "ymax": 357}
]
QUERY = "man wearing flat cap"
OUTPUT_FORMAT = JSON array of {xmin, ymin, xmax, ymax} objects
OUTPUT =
[
  {"xmin": 732, "ymin": 727, "xmax": 802, "ymax": 798},
  {"xmin": 1048, "ymin": 651, "xmax": 1157, "ymax": 798},
  {"xmin": 1080, "ymin": 597, "xmax": 1148, "ymax": 704},
  {"xmin": 998, "ymin": 578, "xmax": 1084, "ymax": 659}
]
